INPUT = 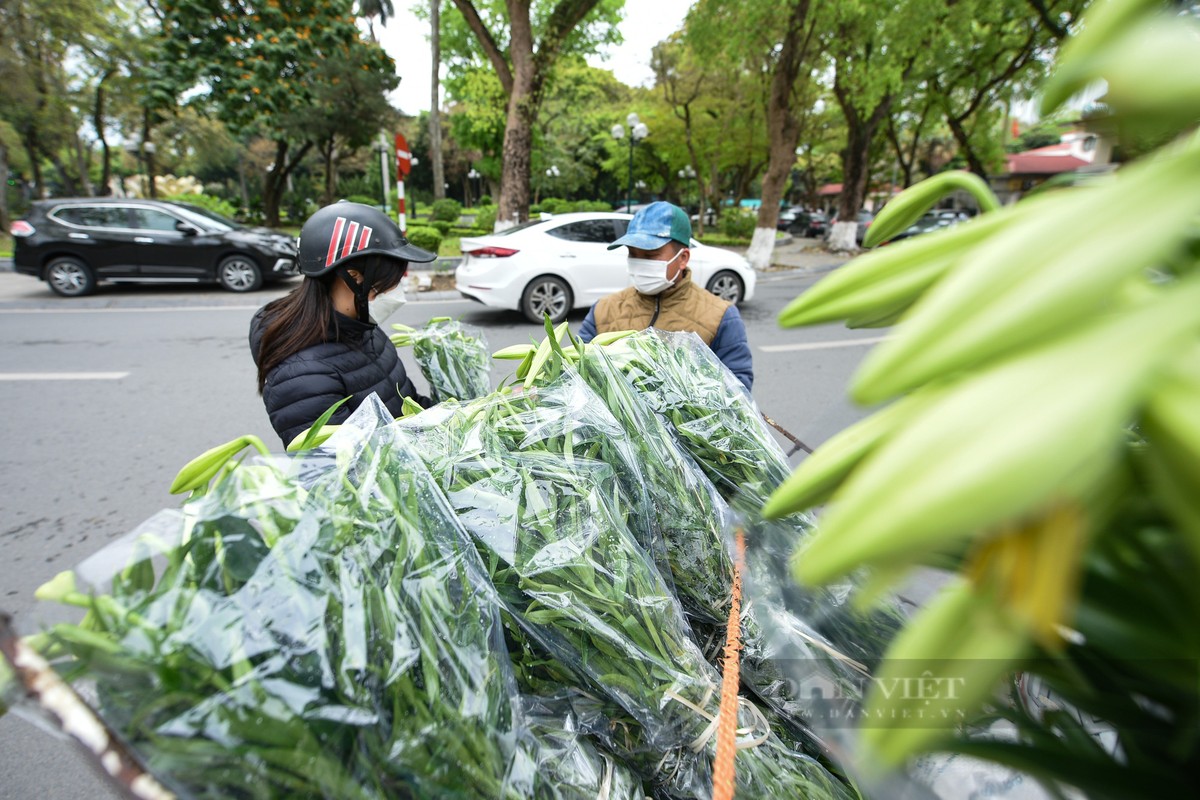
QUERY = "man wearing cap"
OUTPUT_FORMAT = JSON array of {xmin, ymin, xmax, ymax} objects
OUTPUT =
[{"xmin": 579, "ymin": 201, "xmax": 754, "ymax": 390}]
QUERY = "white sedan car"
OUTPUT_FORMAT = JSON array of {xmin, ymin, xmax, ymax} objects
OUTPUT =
[{"xmin": 455, "ymin": 212, "xmax": 757, "ymax": 323}]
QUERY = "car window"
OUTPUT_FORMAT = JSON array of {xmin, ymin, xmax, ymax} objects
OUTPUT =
[
  {"xmin": 51, "ymin": 205, "xmax": 131, "ymax": 229},
  {"xmin": 547, "ymin": 220, "xmax": 615, "ymax": 243},
  {"xmin": 173, "ymin": 203, "xmax": 238, "ymax": 231},
  {"xmin": 612, "ymin": 219, "xmax": 629, "ymax": 238},
  {"xmin": 132, "ymin": 208, "xmax": 186, "ymax": 232},
  {"xmin": 493, "ymin": 219, "xmax": 544, "ymax": 237}
]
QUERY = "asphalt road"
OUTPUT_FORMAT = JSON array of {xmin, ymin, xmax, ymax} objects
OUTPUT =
[{"xmin": 0, "ymin": 260, "xmax": 893, "ymax": 799}]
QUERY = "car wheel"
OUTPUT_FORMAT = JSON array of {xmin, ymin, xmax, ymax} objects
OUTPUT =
[
  {"xmin": 706, "ymin": 270, "xmax": 744, "ymax": 304},
  {"xmin": 521, "ymin": 275, "xmax": 573, "ymax": 324},
  {"xmin": 45, "ymin": 257, "xmax": 96, "ymax": 297},
  {"xmin": 217, "ymin": 255, "xmax": 263, "ymax": 292}
]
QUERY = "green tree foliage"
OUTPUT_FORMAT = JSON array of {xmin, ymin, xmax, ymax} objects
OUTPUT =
[
  {"xmin": 157, "ymin": 0, "xmax": 397, "ymax": 225},
  {"xmin": 821, "ymin": 0, "xmax": 946, "ymax": 250},
  {"xmin": 0, "ymin": 0, "xmax": 127, "ymax": 197},
  {"xmin": 649, "ymin": 34, "xmax": 770, "ymax": 222},
  {"xmin": 443, "ymin": 0, "xmax": 624, "ymax": 228},
  {"xmin": 921, "ymin": 0, "xmax": 1085, "ymax": 178},
  {"xmin": 1007, "ymin": 117, "xmax": 1069, "ymax": 153},
  {"xmin": 686, "ymin": 0, "xmax": 821, "ymax": 268},
  {"xmin": 534, "ymin": 58, "xmax": 630, "ymax": 201}
]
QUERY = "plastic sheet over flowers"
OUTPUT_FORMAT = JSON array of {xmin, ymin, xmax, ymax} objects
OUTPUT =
[
  {"xmin": 601, "ymin": 331, "xmax": 907, "ymax": 754},
  {"xmin": 390, "ymin": 317, "xmax": 492, "ymax": 402},
  {"xmin": 393, "ymin": 371, "xmax": 855, "ymax": 799},
  {"xmin": 22, "ymin": 423, "xmax": 532, "ymax": 799}
]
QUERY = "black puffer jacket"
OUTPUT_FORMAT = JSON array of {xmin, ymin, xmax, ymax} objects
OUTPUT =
[{"xmin": 250, "ymin": 308, "xmax": 431, "ymax": 447}]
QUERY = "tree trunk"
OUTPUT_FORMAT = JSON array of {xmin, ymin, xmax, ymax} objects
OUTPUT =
[
  {"xmin": 139, "ymin": 110, "xmax": 155, "ymax": 198},
  {"xmin": 451, "ymin": 0, "xmax": 601, "ymax": 230},
  {"xmin": 94, "ymin": 74, "xmax": 113, "ymax": 195},
  {"xmin": 263, "ymin": 140, "xmax": 288, "ymax": 227},
  {"xmin": 49, "ymin": 154, "xmax": 79, "ymax": 196},
  {"xmin": 238, "ymin": 159, "xmax": 250, "ymax": 210},
  {"xmin": 749, "ymin": 0, "xmax": 812, "ymax": 270},
  {"xmin": 0, "ymin": 142, "xmax": 10, "ymax": 231},
  {"xmin": 263, "ymin": 139, "xmax": 313, "ymax": 227},
  {"xmin": 945, "ymin": 114, "xmax": 989, "ymax": 179},
  {"xmin": 430, "ymin": 0, "xmax": 446, "ymax": 201},
  {"xmin": 495, "ymin": 4, "xmax": 536, "ymax": 231},
  {"xmin": 22, "ymin": 131, "xmax": 45, "ymax": 199},
  {"xmin": 74, "ymin": 133, "xmax": 94, "ymax": 197},
  {"xmin": 831, "ymin": 87, "xmax": 894, "ymax": 252},
  {"xmin": 322, "ymin": 139, "xmax": 337, "ymax": 205}
]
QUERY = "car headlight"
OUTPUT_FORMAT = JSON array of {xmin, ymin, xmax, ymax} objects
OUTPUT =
[{"xmin": 269, "ymin": 239, "xmax": 297, "ymax": 255}]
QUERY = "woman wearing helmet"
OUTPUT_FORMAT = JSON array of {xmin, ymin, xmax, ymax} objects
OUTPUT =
[{"xmin": 249, "ymin": 201, "xmax": 437, "ymax": 447}]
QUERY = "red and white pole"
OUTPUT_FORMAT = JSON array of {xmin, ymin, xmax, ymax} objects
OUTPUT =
[
  {"xmin": 397, "ymin": 180, "xmax": 407, "ymax": 236},
  {"xmin": 394, "ymin": 131, "xmax": 412, "ymax": 236}
]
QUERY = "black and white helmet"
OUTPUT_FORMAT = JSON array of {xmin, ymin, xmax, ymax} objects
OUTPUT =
[{"xmin": 297, "ymin": 201, "xmax": 435, "ymax": 278}]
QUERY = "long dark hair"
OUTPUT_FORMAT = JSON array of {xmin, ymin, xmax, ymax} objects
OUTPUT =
[{"xmin": 255, "ymin": 254, "xmax": 408, "ymax": 393}]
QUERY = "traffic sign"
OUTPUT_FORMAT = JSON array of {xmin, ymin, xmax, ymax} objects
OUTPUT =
[{"xmin": 395, "ymin": 133, "xmax": 411, "ymax": 179}]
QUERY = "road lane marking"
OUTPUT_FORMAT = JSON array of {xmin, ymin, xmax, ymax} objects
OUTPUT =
[
  {"xmin": 0, "ymin": 306, "xmax": 263, "ymax": 314},
  {"xmin": 0, "ymin": 372, "xmax": 130, "ymax": 380},
  {"xmin": 0, "ymin": 297, "xmax": 476, "ymax": 315},
  {"xmin": 759, "ymin": 336, "xmax": 887, "ymax": 353}
]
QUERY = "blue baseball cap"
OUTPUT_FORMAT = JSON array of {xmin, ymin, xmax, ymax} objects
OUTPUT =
[{"xmin": 608, "ymin": 201, "xmax": 693, "ymax": 251}]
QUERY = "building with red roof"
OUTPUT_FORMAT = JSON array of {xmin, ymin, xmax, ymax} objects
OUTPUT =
[{"xmin": 992, "ymin": 130, "xmax": 1113, "ymax": 202}]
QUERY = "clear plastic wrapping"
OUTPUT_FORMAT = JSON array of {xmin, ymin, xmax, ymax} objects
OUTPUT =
[
  {"xmin": 27, "ymin": 410, "xmax": 528, "ymax": 799},
  {"xmin": 573, "ymin": 344, "xmax": 736, "ymax": 626},
  {"xmin": 394, "ymin": 372, "xmax": 856, "ymax": 799},
  {"xmin": 12, "ymin": 345, "xmax": 881, "ymax": 798},
  {"xmin": 600, "ymin": 331, "xmax": 907, "ymax": 752},
  {"xmin": 391, "ymin": 317, "xmax": 492, "ymax": 402}
]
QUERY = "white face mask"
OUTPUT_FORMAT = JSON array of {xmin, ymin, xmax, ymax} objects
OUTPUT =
[
  {"xmin": 368, "ymin": 284, "xmax": 408, "ymax": 324},
  {"xmin": 627, "ymin": 250, "xmax": 684, "ymax": 296}
]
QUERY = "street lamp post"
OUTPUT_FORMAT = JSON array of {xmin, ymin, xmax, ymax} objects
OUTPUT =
[
  {"xmin": 143, "ymin": 142, "xmax": 156, "ymax": 198},
  {"xmin": 611, "ymin": 112, "xmax": 649, "ymax": 213},
  {"xmin": 677, "ymin": 164, "xmax": 697, "ymax": 208},
  {"xmin": 373, "ymin": 137, "xmax": 391, "ymax": 214},
  {"xmin": 468, "ymin": 167, "xmax": 481, "ymax": 206},
  {"xmin": 545, "ymin": 165, "xmax": 560, "ymax": 201}
]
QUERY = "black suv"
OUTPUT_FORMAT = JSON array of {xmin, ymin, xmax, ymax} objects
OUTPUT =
[{"xmin": 10, "ymin": 198, "xmax": 299, "ymax": 296}]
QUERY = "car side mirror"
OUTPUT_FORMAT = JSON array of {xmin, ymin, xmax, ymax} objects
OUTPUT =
[{"xmin": 176, "ymin": 221, "xmax": 200, "ymax": 236}]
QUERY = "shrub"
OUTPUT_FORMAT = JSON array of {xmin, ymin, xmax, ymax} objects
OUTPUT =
[
  {"xmin": 570, "ymin": 200, "xmax": 613, "ymax": 213},
  {"xmin": 431, "ymin": 220, "xmax": 453, "ymax": 236},
  {"xmin": 718, "ymin": 207, "xmax": 757, "ymax": 240},
  {"xmin": 337, "ymin": 176, "xmax": 373, "ymax": 198},
  {"xmin": 344, "ymin": 194, "xmax": 379, "ymax": 207},
  {"xmin": 477, "ymin": 194, "xmax": 492, "ymax": 206},
  {"xmin": 405, "ymin": 225, "xmax": 442, "ymax": 253},
  {"xmin": 473, "ymin": 205, "xmax": 497, "ymax": 232},
  {"xmin": 163, "ymin": 193, "xmax": 239, "ymax": 221},
  {"xmin": 696, "ymin": 233, "xmax": 751, "ymax": 247},
  {"xmin": 430, "ymin": 198, "xmax": 463, "ymax": 223},
  {"xmin": 539, "ymin": 197, "xmax": 566, "ymax": 214}
]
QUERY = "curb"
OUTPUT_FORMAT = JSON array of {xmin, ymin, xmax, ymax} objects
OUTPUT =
[{"xmin": 409, "ymin": 290, "xmax": 465, "ymax": 303}]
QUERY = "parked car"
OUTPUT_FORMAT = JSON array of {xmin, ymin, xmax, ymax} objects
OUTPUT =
[
  {"xmin": 690, "ymin": 207, "xmax": 719, "ymax": 227},
  {"xmin": 875, "ymin": 210, "xmax": 965, "ymax": 246},
  {"xmin": 784, "ymin": 210, "xmax": 829, "ymax": 238},
  {"xmin": 776, "ymin": 206, "xmax": 800, "ymax": 231},
  {"xmin": 826, "ymin": 209, "xmax": 875, "ymax": 244},
  {"xmin": 10, "ymin": 198, "xmax": 299, "ymax": 297},
  {"xmin": 455, "ymin": 212, "xmax": 757, "ymax": 323}
]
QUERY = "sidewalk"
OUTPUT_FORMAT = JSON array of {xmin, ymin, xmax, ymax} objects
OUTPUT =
[{"xmin": 765, "ymin": 236, "xmax": 851, "ymax": 274}]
